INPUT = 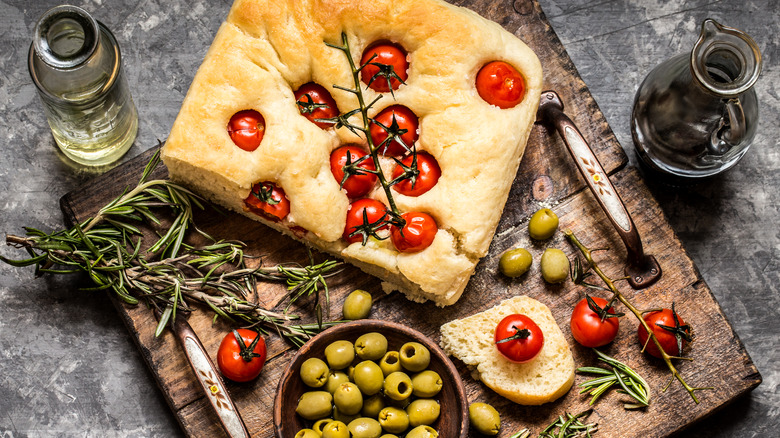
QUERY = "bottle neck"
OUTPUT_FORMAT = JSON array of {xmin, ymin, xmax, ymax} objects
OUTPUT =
[
  {"xmin": 33, "ymin": 5, "xmax": 99, "ymax": 70},
  {"xmin": 691, "ymin": 19, "xmax": 762, "ymax": 98}
]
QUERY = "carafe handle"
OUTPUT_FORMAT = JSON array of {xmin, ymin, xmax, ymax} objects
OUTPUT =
[{"xmin": 709, "ymin": 98, "xmax": 746, "ymax": 155}]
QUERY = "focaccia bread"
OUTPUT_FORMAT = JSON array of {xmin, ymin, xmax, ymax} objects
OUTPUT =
[
  {"xmin": 440, "ymin": 296, "xmax": 575, "ymax": 405},
  {"xmin": 161, "ymin": 0, "xmax": 543, "ymax": 306}
]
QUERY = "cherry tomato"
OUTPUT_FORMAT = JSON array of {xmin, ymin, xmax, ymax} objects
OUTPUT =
[
  {"xmin": 570, "ymin": 296, "xmax": 620, "ymax": 348},
  {"xmin": 344, "ymin": 198, "xmax": 388, "ymax": 244},
  {"xmin": 244, "ymin": 182, "xmax": 290, "ymax": 221},
  {"xmin": 391, "ymin": 152, "xmax": 441, "ymax": 197},
  {"xmin": 227, "ymin": 109, "xmax": 265, "ymax": 151},
  {"xmin": 294, "ymin": 82, "xmax": 340, "ymax": 129},
  {"xmin": 369, "ymin": 105, "xmax": 419, "ymax": 156},
  {"xmin": 390, "ymin": 211, "xmax": 437, "ymax": 253},
  {"xmin": 476, "ymin": 61, "xmax": 526, "ymax": 109},
  {"xmin": 217, "ymin": 329, "xmax": 267, "ymax": 382},
  {"xmin": 637, "ymin": 306, "xmax": 692, "ymax": 358},
  {"xmin": 494, "ymin": 314, "xmax": 544, "ymax": 363},
  {"xmin": 330, "ymin": 145, "xmax": 378, "ymax": 198},
  {"xmin": 360, "ymin": 42, "xmax": 409, "ymax": 92}
]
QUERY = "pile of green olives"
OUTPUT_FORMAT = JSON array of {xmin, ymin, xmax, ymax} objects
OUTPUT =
[
  {"xmin": 499, "ymin": 207, "xmax": 570, "ymax": 284},
  {"xmin": 294, "ymin": 332, "xmax": 444, "ymax": 438}
]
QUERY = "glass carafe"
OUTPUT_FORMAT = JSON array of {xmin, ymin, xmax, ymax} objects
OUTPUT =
[
  {"xmin": 631, "ymin": 19, "xmax": 761, "ymax": 180},
  {"xmin": 28, "ymin": 5, "xmax": 138, "ymax": 166}
]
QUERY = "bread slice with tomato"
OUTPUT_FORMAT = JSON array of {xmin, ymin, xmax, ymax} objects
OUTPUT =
[
  {"xmin": 161, "ymin": 0, "xmax": 543, "ymax": 306},
  {"xmin": 440, "ymin": 296, "xmax": 575, "ymax": 404}
]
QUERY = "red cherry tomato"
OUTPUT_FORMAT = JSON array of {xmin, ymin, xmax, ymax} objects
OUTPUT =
[
  {"xmin": 244, "ymin": 182, "xmax": 290, "ymax": 221},
  {"xmin": 330, "ymin": 145, "xmax": 378, "ymax": 198},
  {"xmin": 227, "ymin": 109, "xmax": 265, "ymax": 151},
  {"xmin": 344, "ymin": 198, "xmax": 389, "ymax": 244},
  {"xmin": 217, "ymin": 329, "xmax": 267, "ymax": 382},
  {"xmin": 570, "ymin": 296, "xmax": 620, "ymax": 348},
  {"xmin": 369, "ymin": 105, "xmax": 419, "ymax": 156},
  {"xmin": 294, "ymin": 82, "xmax": 340, "ymax": 129},
  {"xmin": 391, "ymin": 152, "xmax": 441, "ymax": 197},
  {"xmin": 360, "ymin": 42, "xmax": 409, "ymax": 92},
  {"xmin": 637, "ymin": 307, "xmax": 692, "ymax": 358},
  {"xmin": 494, "ymin": 314, "xmax": 544, "ymax": 363},
  {"xmin": 475, "ymin": 61, "xmax": 526, "ymax": 109},
  {"xmin": 390, "ymin": 212, "xmax": 437, "ymax": 253}
]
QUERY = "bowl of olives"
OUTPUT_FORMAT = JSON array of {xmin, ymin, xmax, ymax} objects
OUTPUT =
[{"xmin": 273, "ymin": 319, "xmax": 468, "ymax": 437}]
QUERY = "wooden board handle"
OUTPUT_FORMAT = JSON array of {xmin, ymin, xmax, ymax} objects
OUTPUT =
[
  {"xmin": 537, "ymin": 90, "xmax": 661, "ymax": 288},
  {"xmin": 171, "ymin": 316, "xmax": 250, "ymax": 438}
]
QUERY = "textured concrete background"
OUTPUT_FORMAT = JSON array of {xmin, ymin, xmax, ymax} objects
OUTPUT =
[{"xmin": 0, "ymin": 0, "xmax": 777, "ymax": 436}]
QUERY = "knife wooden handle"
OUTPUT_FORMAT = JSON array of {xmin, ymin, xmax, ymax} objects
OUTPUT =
[
  {"xmin": 537, "ymin": 90, "xmax": 661, "ymax": 288},
  {"xmin": 171, "ymin": 316, "xmax": 250, "ymax": 438}
]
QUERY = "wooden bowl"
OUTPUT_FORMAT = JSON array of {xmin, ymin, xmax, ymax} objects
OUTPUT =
[{"xmin": 273, "ymin": 319, "xmax": 468, "ymax": 437}]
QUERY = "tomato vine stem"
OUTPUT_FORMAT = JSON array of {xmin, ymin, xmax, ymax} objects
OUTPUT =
[
  {"xmin": 326, "ymin": 33, "xmax": 406, "ymax": 229},
  {"xmin": 565, "ymin": 230, "xmax": 712, "ymax": 404}
]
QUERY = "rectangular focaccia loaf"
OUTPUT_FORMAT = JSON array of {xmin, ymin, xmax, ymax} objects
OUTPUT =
[{"xmin": 161, "ymin": 0, "xmax": 543, "ymax": 306}]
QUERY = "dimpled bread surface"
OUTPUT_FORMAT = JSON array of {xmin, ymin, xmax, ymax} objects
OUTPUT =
[
  {"xmin": 161, "ymin": 0, "xmax": 543, "ymax": 306},
  {"xmin": 440, "ymin": 296, "xmax": 575, "ymax": 405}
]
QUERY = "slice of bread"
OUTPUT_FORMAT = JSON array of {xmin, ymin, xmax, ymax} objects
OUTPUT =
[{"xmin": 439, "ymin": 296, "xmax": 575, "ymax": 405}]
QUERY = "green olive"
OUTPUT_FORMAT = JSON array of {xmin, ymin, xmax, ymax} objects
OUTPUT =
[
  {"xmin": 378, "ymin": 407, "xmax": 410, "ymax": 434},
  {"xmin": 348, "ymin": 417, "xmax": 383, "ymax": 438},
  {"xmin": 528, "ymin": 208, "xmax": 559, "ymax": 240},
  {"xmin": 321, "ymin": 420, "xmax": 350, "ymax": 438},
  {"xmin": 343, "ymin": 289, "xmax": 373, "ymax": 320},
  {"xmin": 325, "ymin": 371, "xmax": 350, "ymax": 394},
  {"xmin": 379, "ymin": 435, "xmax": 400, "ymax": 438},
  {"xmin": 347, "ymin": 364, "xmax": 357, "ymax": 382},
  {"xmin": 540, "ymin": 248, "xmax": 569, "ymax": 283},
  {"xmin": 406, "ymin": 399, "xmax": 440, "ymax": 427},
  {"xmin": 469, "ymin": 402, "xmax": 501, "ymax": 435},
  {"xmin": 355, "ymin": 332, "xmax": 388, "ymax": 361},
  {"xmin": 353, "ymin": 360, "xmax": 384, "ymax": 396},
  {"xmin": 379, "ymin": 351, "xmax": 402, "ymax": 376},
  {"xmin": 406, "ymin": 425, "xmax": 439, "ymax": 438},
  {"xmin": 300, "ymin": 357, "xmax": 330, "ymax": 388},
  {"xmin": 383, "ymin": 371, "xmax": 413, "ymax": 401},
  {"xmin": 499, "ymin": 248, "xmax": 533, "ymax": 278},
  {"xmin": 333, "ymin": 406, "xmax": 360, "ymax": 425},
  {"xmin": 399, "ymin": 342, "xmax": 430, "ymax": 372},
  {"xmin": 385, "ymin": 396, "xmax": 412, "ymax": 409},
  {"xmin": 411, "ymin": 370, "xmax": 442, "ymax": 398},
  {"xmin": 333, "ymin": 382, "xmax": 363, "ymax": 416},
  {"xmin": 312, "ymin": 418, "xmax": 334, "ymax": 435},
  {"xmin": 325, "ymin": 340, "xmax": 355, "ymax": 370},
  {"xmin": 295, "ymin": 391, "xmax": 333, "ymax": 421},
  {"xmin": 294, "ymin": 429, "xmax": 320, "ymax": 438},
  {"xmin": 361, "ymin": 393, "xmax": 386, "ymax": 418}
]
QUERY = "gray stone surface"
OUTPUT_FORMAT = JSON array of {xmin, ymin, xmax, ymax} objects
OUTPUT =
[{"xmin": 0, "ymin": 0, "xmax": 777, "ymax": 436}]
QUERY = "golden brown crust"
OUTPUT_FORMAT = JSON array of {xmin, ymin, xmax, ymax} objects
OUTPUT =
[{"xmin": 162, "ymin": 0, "xmax": 542, "ymax": 305}]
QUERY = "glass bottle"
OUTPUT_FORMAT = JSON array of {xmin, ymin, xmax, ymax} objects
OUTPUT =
[
  {"xmin": 28, "ymin": 5, "xmax": 138, "ymax": 166},
  {"xmin": 631, "ymin": 19, "xmax": 761, "ymax": 180}
]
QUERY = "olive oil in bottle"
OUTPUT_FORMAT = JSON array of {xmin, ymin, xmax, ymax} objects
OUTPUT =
[{"xmin": 29, "ymin": 5, "xmax": 137, "ymax": 166}]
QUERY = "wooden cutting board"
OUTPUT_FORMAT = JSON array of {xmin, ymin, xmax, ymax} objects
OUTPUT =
[{"xmin": 60, "ymin": 1, "xmax": 760, "ymax": 436}]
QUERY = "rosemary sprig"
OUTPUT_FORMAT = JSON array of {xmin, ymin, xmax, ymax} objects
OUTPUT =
[
  {"xmin": 1, "ymin": 150, "xmax": 343, "ymax": 347},
  {"xmin": 539, "ymin": 410, "xmax": 598, "ymax": 438},
  {"xmin": 510, "ymin": 410, "xmax": 598, "ymax": 438},
  {"xmin": 566, "ymin": 230, "xmax": 712, "ymax": 403},
  {"xmin": 578, "ymin": 349, "xmax": 651, "ymax": 409}
]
